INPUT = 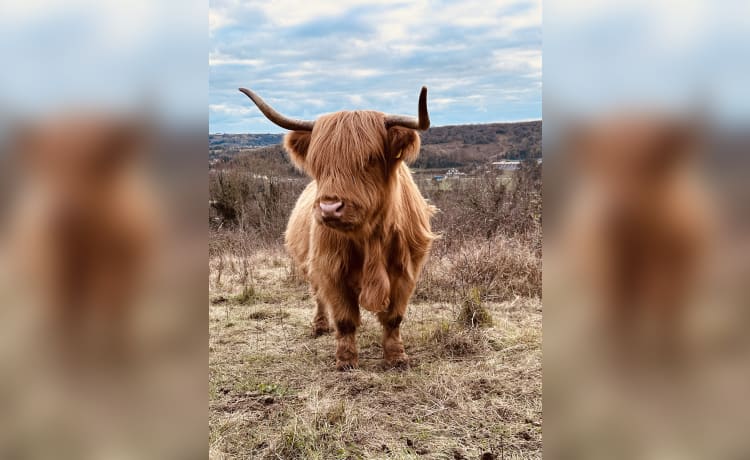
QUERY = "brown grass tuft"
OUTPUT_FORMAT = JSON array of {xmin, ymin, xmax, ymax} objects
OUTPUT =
[
  {"xmin": 427, "ymin": 321, "xmax": 489, "ymax": 357},
  {"xmin": 457, "ymin": 287, "xmax": 494, "ymax": 328}
]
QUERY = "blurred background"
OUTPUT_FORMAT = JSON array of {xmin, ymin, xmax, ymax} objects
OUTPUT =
[
  {"xmin": 0, "ymin": 1, "xmax": 206, "ymax": 458},
  {"xmin": 2, "ymin": 0, "xmax": 749, "ymax": 458},
  {"xmin": 544, "ymin": 0, "xmax": 750, "ymax": 458}
]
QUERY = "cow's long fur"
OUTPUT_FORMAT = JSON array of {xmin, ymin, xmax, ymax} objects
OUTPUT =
[
  {"xmin": 9, "ymin": 115, "xmax": 156, "ymax": 361},
  {"xmin": 565, "ymin": 115, "xmax": 711, "ymax": 359},
  {"xmin": 283, "ymin": 110, "xmax": 435, "ymax": 369}
]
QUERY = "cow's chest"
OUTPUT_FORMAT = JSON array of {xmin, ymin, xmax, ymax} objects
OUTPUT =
[
  {"xmin": 310, "ymin": 238, "xmax": 390, "ymax": 287},
  {"xmin": 342, "ymin": 244, "xmax": 365, "ymax": 293}
]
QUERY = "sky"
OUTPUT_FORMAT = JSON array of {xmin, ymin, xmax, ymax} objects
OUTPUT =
[
  {"xmin": 0, "ymin": 0, "xmax": 206, "ymax": 124},
  {"xmin": 209, "ymin": 0, "xmax": 542, "ymax": 133},
  {"xmin": 544, "ymin": 0, "xmax": 750, "ymax": 124}
]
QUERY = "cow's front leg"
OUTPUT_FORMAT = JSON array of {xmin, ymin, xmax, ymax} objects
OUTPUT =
[
  {"xmin": 309, "ymin": 283, "xmax": 332, "ymax": 336},
  {"xmin": 359, "ymin": 266, "xmax": 390, "ymax": 313},
  {"xmin": 359, "ymin": 239, "xmax": 389, "ymax": 313},
  {"xmin": 377, "ymin": 276, "xmax": 414, "ymax": 368},
  {"xmin": 323, "ymin": 284, "xmax": 361, "ymax": 371},
  {"xmin": 311, "ymin": 297, "xmax": 332, "ymax": 337},
  {"xmin": 334, "ymin": 317, "xmax": 359, "ymax": 371}
]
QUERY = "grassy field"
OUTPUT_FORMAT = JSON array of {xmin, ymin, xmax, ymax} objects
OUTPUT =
[{"xmin": 209, "ymin": 245, "xmax": 541, "ymax": 459}]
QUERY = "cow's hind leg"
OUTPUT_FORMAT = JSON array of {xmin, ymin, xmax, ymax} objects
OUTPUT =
[{"xmin": 377, "ymin": 277, "xmax": 413, "ymax": 369}]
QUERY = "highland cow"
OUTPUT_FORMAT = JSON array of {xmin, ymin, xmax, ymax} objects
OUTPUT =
[
  {"xmin": 240, "ymin": 87, "xmax": 435, "ymax": 370},
  {"xmin": 564, "ymin": 115, "xmax": 711, "ymax": 358},
  {"xmin": 8, "ymin": 114, "xmax": 157, "ymax": 360}
]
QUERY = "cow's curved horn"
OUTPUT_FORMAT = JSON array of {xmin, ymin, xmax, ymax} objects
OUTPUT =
[
  {"xmin": 239, "ymin": 88, "xmax": 315, "ymax": 131},
  {"xmin": 384, "ymin": 86, "xmax": 430, "ymax": 131}
]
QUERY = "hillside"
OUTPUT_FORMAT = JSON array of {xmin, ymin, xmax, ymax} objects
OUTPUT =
[
  {"xmin": 209, "ymin": 133, "xmax": 283, "ymax": 150},
  {"xmin": 209, "ymin": 121, "xmax": 541, "ymax": 174}
]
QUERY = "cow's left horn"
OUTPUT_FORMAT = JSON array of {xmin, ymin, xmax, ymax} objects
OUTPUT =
[
  {"xmin": 239, "ymin": 88, "xmax": 315, "ymax": 131},
  {"xmin": 384, "ymin": 86, "xmax": 430, "ymax": 131}
]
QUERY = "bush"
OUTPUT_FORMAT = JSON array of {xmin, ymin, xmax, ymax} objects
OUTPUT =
[
  {"xmin": 420, "ymin": 161, "xmax": 541, "ymax": 248},
  {"xmin": 416, "ymin": 234, "xmax": 541, "ymax": 303},
  {"xmin": 209, "ymin": 170, "xmax": 307, "ymax": 241}
]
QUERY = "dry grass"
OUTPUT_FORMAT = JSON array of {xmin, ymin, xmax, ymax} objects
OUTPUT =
[
  {"xmin": 416, "ymin": 234, "xmax": 542, "ymax": 305},
  {"xmin": 209, "ymin": 246, "xmax": 542, "ymax": 459}
]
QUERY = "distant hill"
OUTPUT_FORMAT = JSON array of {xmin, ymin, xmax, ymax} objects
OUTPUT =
[
  {"xmin": 209, "ymin": 133, "xmax": 283, "ymax": 149},
  {"xmin": 209, "ymin": 120, "xmax": 541, "ymax": 174},
  {"xmin": 415, "ymin": 121, "xmax": 540, "ymax": 169},
  {"xmin": 209, "ymin": 133, "xmax": 284, "ymax": 162}
]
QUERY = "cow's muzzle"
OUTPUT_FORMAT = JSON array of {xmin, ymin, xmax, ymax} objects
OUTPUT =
[{"xmin": 319, "ymin": 200, "xmax": 344, "ymax": 219}]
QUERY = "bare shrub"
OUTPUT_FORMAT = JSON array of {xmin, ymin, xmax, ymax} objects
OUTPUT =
[
  {"xmin": 209, "ymin": 170, "xmax": 307, "ymax": 241},
  {"xmin": 422, "ymin": 160, "xmax": 541, "ymax": 247},
  {"xmin": 416, "ymin": 234, "xmax": 541, "ymax": 303}
]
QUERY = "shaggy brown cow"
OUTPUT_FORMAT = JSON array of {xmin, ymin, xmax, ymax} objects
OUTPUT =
[
  {"xmin": 8, "ymin": 114, "xmax": 157, "ymax": 361},
  {"xmin": 240, "ymin": 87, "xmax": 435, "ymax": 370},
  {"xmin": 564, "ymin": 114, "xmax": 711, "ymax": 359}
]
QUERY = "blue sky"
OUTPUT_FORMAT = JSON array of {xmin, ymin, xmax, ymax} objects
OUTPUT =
[
  {"xmin": 543, "ymin": 0, "xmax": 750, "ymax": 123},
  {"xmin": 0, "ymin": 1, "xmax": 206, "ymax": 123},
  {"xmin": 209, "ymin": 0, "xmax": 542, "ymax": 133}
]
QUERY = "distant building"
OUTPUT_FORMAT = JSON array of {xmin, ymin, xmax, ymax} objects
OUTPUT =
[
  {"xmin": 445, "ymin": 168, "xmax": 466, "ymax": 177},
  {"xmin": 492, "ymin": 160, "xmax": 522, "ymax": 170},
  {"xmin": 491, "ymin": 159, "xmax": 542, "ymax": 170}
]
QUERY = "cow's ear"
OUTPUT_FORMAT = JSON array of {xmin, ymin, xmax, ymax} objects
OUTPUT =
[
  {"xmin": 386, "ymin": 126, "xmax": 421, "ymax": 165},
  {"xmin": 653, "ymin": 119, "xmax": 701, "ymax": 171},
  {"xmin": 284, "ymin": 131, "xmax": 311, "ymax": 171}
]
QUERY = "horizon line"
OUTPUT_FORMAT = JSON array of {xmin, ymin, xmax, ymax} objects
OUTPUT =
[{"xmin": 209, "ymin": 118, "xmax": 542, "ymax": 135}]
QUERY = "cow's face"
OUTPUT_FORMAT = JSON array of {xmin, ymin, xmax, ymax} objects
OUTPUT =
[
  {"xmin": 16, "ymin": 116, "xmax": 144, "ymax": 200},
  {"xmin": 569, "ymin": 117, "xmax": 696, "ymax": 211},
  {"xmin": 284, "ymin": 111, "xmax": 420, "ymax": 234}
]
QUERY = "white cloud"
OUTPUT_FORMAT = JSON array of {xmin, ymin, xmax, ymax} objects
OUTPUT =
[
  {"xmin": 492, "ymin": 49, "xmax": 542, "ymax": 78},
  {"xmin": 209, "ymin": 103, "xmax": 253, "ymax": 116},
  {"xmin": 350, "ymin": 69, "xmax": 381, "ymax": 78},
  {"xmin": 209, "ymin": 0, "xmax": 542, "ymax": 132},
  {"xmin": 347, "ymin": 94, "xmax": 365, "ymax": 106},
  {"xmin": 209, "ymin": 52, "xmax": 263, "ymax": 66},
  {"xmin": 244, "ymin": 0, "xmax": 399, "ymax": 27},
  {"xmin": 209, "ymin": 9, "xmax": 235, "ymax": 34}
]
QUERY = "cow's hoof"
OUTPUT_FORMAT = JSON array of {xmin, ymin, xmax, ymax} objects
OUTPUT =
[
  {"xmin": 383, "ymin": 354, "xmax": 410, "ymax": 370},
  {"xmin": 311, "ymin": 323, "xmax": 332, "ymax": 337},
  {"xmin": 336, "ymin": 360, "xmax": 358, "ymax": 371}
]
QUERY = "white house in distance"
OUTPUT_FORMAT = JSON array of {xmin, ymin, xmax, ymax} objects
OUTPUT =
[
  {"xmin": 492, "ymin": 159, "xmax": 542, "ymax": 171},
  {"xmin": 492, "ymin": 160, "xmax": 522, "ymax": 171}
]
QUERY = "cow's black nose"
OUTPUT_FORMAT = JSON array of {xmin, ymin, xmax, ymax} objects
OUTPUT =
[{"xmin": 319, "ymin": 200, "xmax": 344, "ymax": 218}]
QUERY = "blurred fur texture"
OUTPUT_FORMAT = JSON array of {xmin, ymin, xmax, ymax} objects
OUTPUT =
[
  {"xmin": 565, "ymin": 115, "xmax": 711, "ymax": 358},
  {"xmin": 283, "ymin": 111, "xmax": 435, "ymax": 370},
  {"xmin": 9, "ymin": 114, "xmax": 158, "ymax": 361}
]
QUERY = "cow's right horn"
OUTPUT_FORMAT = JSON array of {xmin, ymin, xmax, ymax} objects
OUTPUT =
[
  {"xmin": 384, "ymin": 86, "xmax": 430, "ymax": 131},
  {"xmin": 239, "ymin": 88, "xmax": 315, "ymax": 131}
]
